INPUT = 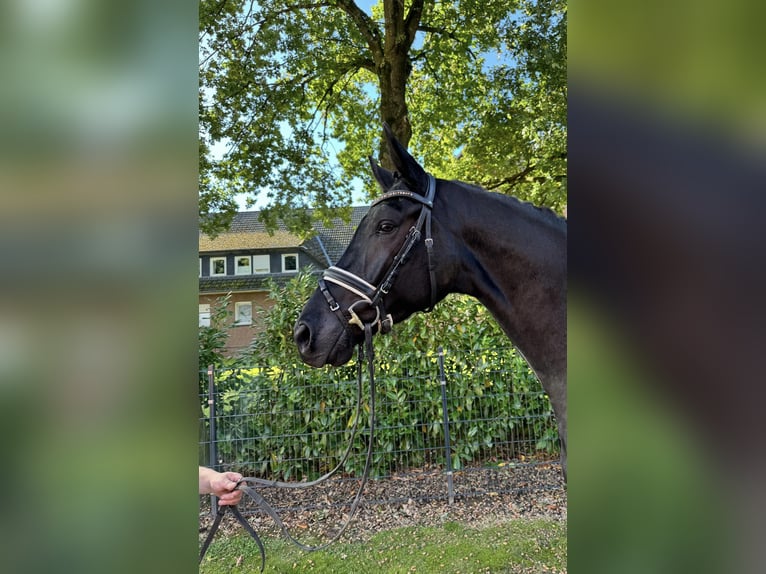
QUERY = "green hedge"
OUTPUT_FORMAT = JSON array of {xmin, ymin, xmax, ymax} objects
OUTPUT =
[{"xmin": 200, "ymin": 269, "xmax": 558, "ymax": 479}]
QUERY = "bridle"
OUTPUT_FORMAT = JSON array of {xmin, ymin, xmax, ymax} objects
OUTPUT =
[
  {"xmin": 318, "ymin": 173, "xmax": 438, "ymax": 335},
  {"xmin": 200, "ymin": 175, "xmax": 439, "ymax": 571}
]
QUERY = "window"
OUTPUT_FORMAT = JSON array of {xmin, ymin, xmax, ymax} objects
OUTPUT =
[
  {"xmin": 199, "ymin": 258, "xmax": 202, "ymax": 277},
  {"xmin": 282, "ymin": 253, "xmax": 298, "ymax": 273},
  {"xmin": 210, "ymin": 257, "xmax": 226, "ymax": 276},
  {"xmin": 252, "ymin": 254, "xmax": 270, "ymax": 274},
  {"xmin": 199, "ymin": 304, "xmax": 211, "ymax": 327},
  {"xmin": 235, "ymin": 256, "xmax": 251, "ymax": 275},
  {"xmin": 234, "ymin": 301, "xmax": 252, "ymax": 325}
]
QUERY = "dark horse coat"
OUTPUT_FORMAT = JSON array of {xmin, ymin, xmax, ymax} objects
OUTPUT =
[{"xmin": 295, "ymin": 125, "xmax": 567, "ymax": 478}]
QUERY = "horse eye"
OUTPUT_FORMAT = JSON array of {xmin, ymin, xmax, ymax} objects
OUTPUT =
[{"xmin": 377, "ymin": 221, "xmax": 396, "ymax": 234}]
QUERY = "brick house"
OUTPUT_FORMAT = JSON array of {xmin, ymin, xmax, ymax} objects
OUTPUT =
[{"xmin": 199, "ymin": 207, "xmax": 368, "ymax": 355}]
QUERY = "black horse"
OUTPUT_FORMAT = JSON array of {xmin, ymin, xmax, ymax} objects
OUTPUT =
[{"xmin": 294, "ymin": 125, "xmax": 567, "ymax": 477}]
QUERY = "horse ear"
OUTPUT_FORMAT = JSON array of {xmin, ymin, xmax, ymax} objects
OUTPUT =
[
  {"xmin": 382, "ymin": 123, "xmax": 429, "ymax": 192},
  {"xmin": 368, "ymin": 156, "xmax": 395, "ymax": 191}
]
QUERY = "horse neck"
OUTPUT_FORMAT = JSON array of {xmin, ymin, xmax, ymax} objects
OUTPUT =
[{"xmin": 441, "ymin": 186, "xmax": 567, "ymax": 374}]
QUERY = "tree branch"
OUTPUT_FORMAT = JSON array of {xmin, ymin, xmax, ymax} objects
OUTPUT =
[
  {"xmin": 483, "ymin": 162, "xmax": 536, "ymax": 190},
  {"xmin": 335, "ymin": 0, "xmax": 384, "ymax": 65},
  {"xmin": 260, "ymin": 1, "xmax": 335, "ymax": 21},
  {"xmin": 416, "ymin": 24, "xmax": 478, "ymax": 61},
  {"xmin": 309, "ymin": 60, "xmax": 369, "ymax": 130},
  {"xmin": 403, "ymin": 0, "xmax": 426, "ymax": 48}
]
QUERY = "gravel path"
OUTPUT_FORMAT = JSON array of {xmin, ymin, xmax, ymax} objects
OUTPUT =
[{"xmin": 200, "ymin": 461, "xmax": 566, "ymax": 544}]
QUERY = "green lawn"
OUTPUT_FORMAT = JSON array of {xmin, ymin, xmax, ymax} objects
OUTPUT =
[{"xmin": 200, "ymin": 518, "xmax": 566, "ymax": 573}]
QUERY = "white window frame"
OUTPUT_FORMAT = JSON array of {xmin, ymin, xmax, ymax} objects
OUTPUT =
[
  {"xmin": 252, "ymin": 254, "xmax": 270, "ymax": 274},
  {"xmin": 199, "ymin": 304, "xmax": 211, "ymax": 327},
  {"xmin": 210, "ymin": 256, "xmax": 227, "ymax": 277},
  {"xmin": 199, "ymin": 258, "xmax": 202, "ymax": 277},
  {"xmin": 282, "ymin": 253, "xmax": 298, "ymax": 273},
  {"xmin": 235, "ymin": 255, "xmax": 252, "ymax": 275},
  {"xmin": 234, "ymin": 301, "xmax": 253, "ymax": 326}
]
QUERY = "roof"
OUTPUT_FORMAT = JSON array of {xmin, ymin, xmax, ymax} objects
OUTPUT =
[
  {"xmin": 199, "ymin": 273, "xmax": 297, "ymax": 293},
  {"xmin": 226, "ymin": 211, "xmax": 284, "ymax": 233},
  {"xmin": 199, "ymin": 207, "xmax": 369, "ymax": 262},
  {"xmin": 199, "ymin": 230, "xmax": 302, "ymax": 253},
  {"xmin": 301, "ymin": 206, "xmax": 368, "ymax": 266}
]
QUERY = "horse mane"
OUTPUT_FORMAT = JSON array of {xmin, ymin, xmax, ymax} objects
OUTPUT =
[{"xmin": 450, "ymin": 179, "xmax": 567, "ymax": 225}]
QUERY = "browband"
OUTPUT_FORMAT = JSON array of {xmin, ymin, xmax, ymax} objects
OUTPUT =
[{"xmin": 371, "ymin": 174, "xmax": 435, "ymax": 209}]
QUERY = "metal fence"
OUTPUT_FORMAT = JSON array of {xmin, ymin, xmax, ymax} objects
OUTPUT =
[{"xmin": 199, "ymin": 346, "xmax": 562, "ymax": 515}]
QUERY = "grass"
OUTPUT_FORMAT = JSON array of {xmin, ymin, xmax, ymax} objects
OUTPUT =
[{"xmin": 200, "ymin": 518, "xmax": 566, "ymax": 573}]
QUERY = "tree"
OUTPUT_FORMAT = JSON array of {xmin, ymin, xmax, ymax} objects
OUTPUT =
[
  {"xmin": 198, "ymin": 293, "xmax": 233, "ymax": 465},
  {"xmin": 198, "ymin": 293, "xmax": 233, "ymax": 375},
  {"xmin": 200, "ymin": 0, "xmax": 566, "ymax": 237}
]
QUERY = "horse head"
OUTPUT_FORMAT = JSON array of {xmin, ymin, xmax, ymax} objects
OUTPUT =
[{"xmin": 294, "ymin": 125, "xmax": 441, "ymax": 367}]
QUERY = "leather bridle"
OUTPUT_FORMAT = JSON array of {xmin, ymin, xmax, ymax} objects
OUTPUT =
[
  {"xmin": 318, "ymin": 173, "xmax": 437, "ymax": 335},
  {"xmin": 199, "ymin": 175, "xmax": 439, "ymax": 571}
]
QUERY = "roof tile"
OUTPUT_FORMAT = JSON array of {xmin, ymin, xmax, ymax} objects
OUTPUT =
[
  {"xmin": 200, "ymin": 207, "xmax": 369, "ymax": 259},
  {"xmin": 199, "ymin": 230, "xmax": 302, "ymax": 252}
]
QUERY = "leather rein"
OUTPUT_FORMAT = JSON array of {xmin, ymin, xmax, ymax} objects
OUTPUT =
[
  {"xmin": 199, "ymin": 175, "xmax": 438, "ymax": 571},
  {"xmin": 200, "ymin": 327, "xmax": 377, "ymax": 571}
]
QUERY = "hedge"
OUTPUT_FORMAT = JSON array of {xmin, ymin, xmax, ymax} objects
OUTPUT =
[{"xmin": 199, "ymin": 269, "xmax": 558, "ymax": 479}]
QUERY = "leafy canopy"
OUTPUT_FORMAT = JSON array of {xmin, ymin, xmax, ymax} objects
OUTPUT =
[{"xmin": 200, "ymin": 0, "xmax": 566, "ymax": 237}]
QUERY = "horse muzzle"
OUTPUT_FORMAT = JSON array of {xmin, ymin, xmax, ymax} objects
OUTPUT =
[{"xmin": 293, "ymin": 307, "xmax": 357, "ymax": 367}]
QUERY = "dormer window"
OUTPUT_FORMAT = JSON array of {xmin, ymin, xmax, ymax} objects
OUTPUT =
[
  {"xmin": 210, "ymin": 257, "xmax": 227, "ymax": 276},
  {"xmin": 252, "ymin": 254, "xmax": 270, "ymax": 274},
  {"xmin": 235, "ymin": 256, "xmax": 251, "ymax": 275},
  {"xmin": 282, "ymin": 253, "xmax": 298, "ymax": 273}
]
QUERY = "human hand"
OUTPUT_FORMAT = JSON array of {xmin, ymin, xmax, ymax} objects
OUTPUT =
[
  {"xmin": 200, "ymin": 467, "xmax": 244, "ymax": 506},
  {"xmin": 210, "ymin": 471, "xmax": 243, "ymax": 506}
]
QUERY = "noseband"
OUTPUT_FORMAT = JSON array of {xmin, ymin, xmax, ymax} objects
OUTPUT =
[{"xmin": 318, "ymin": 173, "xmax": 437, "ymax": 335}]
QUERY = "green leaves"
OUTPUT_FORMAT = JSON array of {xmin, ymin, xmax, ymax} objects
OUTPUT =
[
  {"xmin": 200, "ymin": 0, "xmax": 567, "ymax": 237},
  {"xmin": 198, "ymin": 293, "xmax": 232, "ymax": 375}
]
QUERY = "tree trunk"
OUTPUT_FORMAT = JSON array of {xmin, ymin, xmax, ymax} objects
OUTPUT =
[
  {"xmin": 378, "ymin": 61, "xmax": 412, "ymax": 167},
  {"xmin": 376, "ymin": 0, "xmax": 418, "ymax": 168}
]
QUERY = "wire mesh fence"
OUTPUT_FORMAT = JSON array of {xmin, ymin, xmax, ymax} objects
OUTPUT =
[{"xmin": 199, "ymin": 346, "xmax": 563, "ymax": 516}]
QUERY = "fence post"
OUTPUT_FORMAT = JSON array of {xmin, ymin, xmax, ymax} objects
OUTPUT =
[
  {"xmin": 207, "ymin": 364, "xmax": 218, "ymax": 516},
  {"xmin": 438, "ymin": 347, "xmax": 454, "ymax": 505}
]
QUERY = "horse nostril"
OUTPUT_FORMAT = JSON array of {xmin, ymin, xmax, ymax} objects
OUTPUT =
[{"xmin": 294, "ymin": 322, "xmax": 312, "ymax": 351}]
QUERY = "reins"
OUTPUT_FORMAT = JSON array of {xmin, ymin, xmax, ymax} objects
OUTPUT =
[
  {"xmin": 200, "ymin": 174, "xmax": 438, "ymax": 570},
  {"xmin": 199, "ymin": 324, "xmax": 378, "ymax": 572}
]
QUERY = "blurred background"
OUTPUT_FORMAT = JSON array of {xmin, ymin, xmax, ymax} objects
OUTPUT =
[
  {"xmin": 569, "ymin": 0, "xmax": 766, "ymax": 572},
  {"xmin": 0, "ymin": 1, "xmax": 198, "ymax": 573}
]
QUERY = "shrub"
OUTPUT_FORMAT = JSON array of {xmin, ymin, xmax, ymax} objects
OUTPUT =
[{"xmin": 200, "ymin": 271, "xmax": 559, "ymax": 478}]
